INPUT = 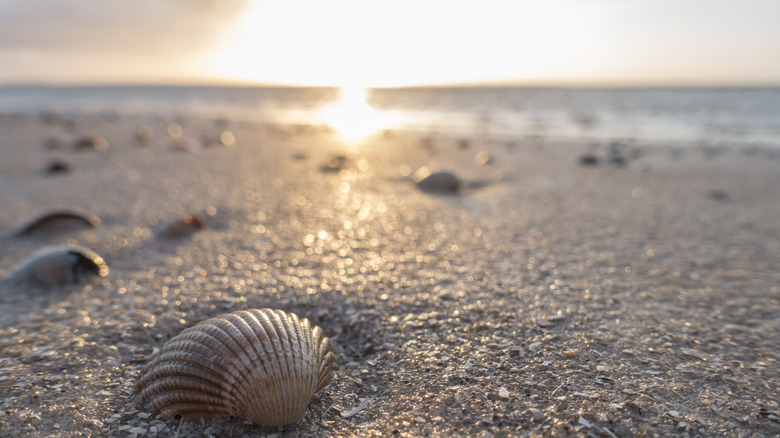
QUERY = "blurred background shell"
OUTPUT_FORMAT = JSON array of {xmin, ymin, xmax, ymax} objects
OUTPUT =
[
  {"xmin": 135, "ymin": 308, "xmax": 337, "ymax": 427},
  {"xmin": 73, "ymin": 135, "xmax": 110, "ymax": 152},
  {"xmin": 11, "ymin": 210, "xmax": 100, "ymax": 236},
  {"xmin": 155, "ymin": 213, "xmax": 205, "ymax": 238},
  {"xmin": 2, "ymin": 245, "xmax": 108, "ymax": 288}
]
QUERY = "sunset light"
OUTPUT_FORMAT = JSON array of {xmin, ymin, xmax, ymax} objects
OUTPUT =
[
  {"xmin": 1, "ymin": 1, "xmax": 779, "ymax": 86},
  {"xmin": 319, "ymin": 88, "xmax": 392, "ymax": 142},
  {"xmin": 201, "ymin": 1, "xmax": 606, "ymax": 87},
  {"xmin": 2, "ymin": 2, "xmax": 780, "ymax": 437}
]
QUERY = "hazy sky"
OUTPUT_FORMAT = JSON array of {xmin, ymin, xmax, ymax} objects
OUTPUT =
[{"xmin": 1, "ymin": 0, "xmax": 779, "ymax": 87}]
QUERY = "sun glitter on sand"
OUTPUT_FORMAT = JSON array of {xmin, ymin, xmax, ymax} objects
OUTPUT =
[{"xmin": 0, "ymin": 112, "xmax": 779, "ymax": 437}]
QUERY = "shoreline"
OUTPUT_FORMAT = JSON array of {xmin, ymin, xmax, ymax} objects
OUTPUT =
[{"xmin": 3, "ymin": 85, "xmax": 780, "ymax": 151}]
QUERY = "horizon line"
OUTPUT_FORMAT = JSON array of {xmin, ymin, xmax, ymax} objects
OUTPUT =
[{"xmin": 2, "ymin": 78, "xmax": 780, "ymax": 89}]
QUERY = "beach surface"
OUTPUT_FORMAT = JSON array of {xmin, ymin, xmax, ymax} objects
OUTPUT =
[{"xmin": 1, "ymin": 113, "xmax": 779, "ymax": 437}]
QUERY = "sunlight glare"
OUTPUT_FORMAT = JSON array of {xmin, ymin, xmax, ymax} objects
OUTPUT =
[{"xmin": 320, "ymin": 88, "xmax": 392, "ymax": 142}]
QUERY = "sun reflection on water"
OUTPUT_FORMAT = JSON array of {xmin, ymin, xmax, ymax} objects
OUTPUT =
[{"xmin": 320, "ymin": 88, "xmax": 392, "ymax": 142}]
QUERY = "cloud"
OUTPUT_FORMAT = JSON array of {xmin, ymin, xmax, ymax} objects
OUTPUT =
[
  {"xmin": 0, "ymin": 0, "xmax": 249, "ymax": 57},
  {"xmin": 1, "ymin": 0, "xmax": 779, "ymax": 85}
]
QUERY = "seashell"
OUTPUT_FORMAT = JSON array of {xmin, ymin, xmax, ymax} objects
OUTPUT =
[
  {"xmin": 2, "ymin": 245, "xmax": 108, "ymax": 288},
  {"xmin": 43, "ymin": 159, "xmax": 73, "ymax": 175},
  {"xmin": 167, "ymin": 122, "xmax": 183, "ymax": 138},
  {"xmin": 416, "ymin": 170, "xmax": 462, "ymax": 193},
  {"xmin": 135, "ymin": 309, "xmax": 337, "ymax": 427},
  {"xmin": 156, "ymin": 214, "xmax": 205, "ymax": 238},
  {"xmin": 218, "ymin": 130, "xmax": 235, "ymax": 146},
  {"xmin": 473, "ymin": 151, "xmax": 493, "ymax": 166},
  {"xmin": 579, "ymin": 154, "xmax": 600, "ymax": 166},
  {"xmin": 169, "ymin": 137, "xmax": 199, "ymax": 153},
  {"xmin": 708, "ymin": 189, "xmax": 730, "ymax": 201},
  {"xmin": 73, "ymin": 135, "xmax": 110, "ymax": 152},
  {"xmin": 12, "ymin": 210, "xmax": 100, "ymax": 236},
  {"xmin": 136, "ymin": 125, "xmax": 154, "ymax": 145},
  {"xmin": 319, "ymin": 154, "xmax": 349, "ymax": 173}
]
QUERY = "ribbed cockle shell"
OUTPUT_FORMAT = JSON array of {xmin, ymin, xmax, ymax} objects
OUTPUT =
[{"xmin": 135, "ymin": 309, "xmax": 337, "ymax": 427}]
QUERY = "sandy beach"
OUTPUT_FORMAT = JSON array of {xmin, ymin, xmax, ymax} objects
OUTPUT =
[{"xmin": 1, "ymin": 112, "xmax": 779, "ymax": 437}]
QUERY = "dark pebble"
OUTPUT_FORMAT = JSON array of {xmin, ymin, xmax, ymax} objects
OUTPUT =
[
  {"xmin": 708, "ymin": 189, "xmax": 730, "ymax": 201},
  {"xmin": 416, "ymin": 171, "xmax": 462, "ymax": 193},
  {"xmin": 43, "ymin": 160, "xmax": 72, "ymax": 175},
  {"xmin": 579, "ymin": 155, "xmax": 600, "ymax": 166}
]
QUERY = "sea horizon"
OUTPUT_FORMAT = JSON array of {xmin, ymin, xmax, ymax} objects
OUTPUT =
[{"xmin": 2, "ymin": 84, "xmax": 779, "ymax": 149}]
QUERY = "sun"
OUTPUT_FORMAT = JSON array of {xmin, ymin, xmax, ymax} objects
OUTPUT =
[
  {"xmin": 201, "ymin": 2, "xmax": 374, "ymax": 87},
  {"xmin": 318, "ymin": 88, "xmax": 394, "ymax": 142}
]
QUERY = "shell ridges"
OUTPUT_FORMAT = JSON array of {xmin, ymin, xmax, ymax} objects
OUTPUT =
[{"xmin": 136, "ymin": 308, "xmax": 337, "ymax": 427}]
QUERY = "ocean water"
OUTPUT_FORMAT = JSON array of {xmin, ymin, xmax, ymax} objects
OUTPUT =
[{"xmin": 1, "ymin": 85, "xmax": 779, "ymax": 148}]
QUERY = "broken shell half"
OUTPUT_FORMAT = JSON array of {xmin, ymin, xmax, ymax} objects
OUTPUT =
[
  {"xmin": 12, "ymin": 210, "xmax": 100, "ymax": 236},
  {"xmin": 2, "ymin": 245, "xmax": 108, "ymax": 288},
  {"xmin": 135, "ymin": 309, "xmax": 338, "ymax": 427}
]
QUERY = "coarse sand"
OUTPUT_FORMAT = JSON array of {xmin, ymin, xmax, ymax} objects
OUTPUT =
[{"xmin": 1, "ymin": 114, "xmax": 779, "ymax": 437}]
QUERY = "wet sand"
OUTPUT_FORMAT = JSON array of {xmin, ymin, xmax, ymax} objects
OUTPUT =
[{"xmin": 1, "ymin": 113, "xmax": 779, "ymax": 437}]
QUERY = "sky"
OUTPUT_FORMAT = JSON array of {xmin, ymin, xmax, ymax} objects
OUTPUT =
[{"xmin": 1, "ymin": 0, "xmax": 779, "ymax": 87}]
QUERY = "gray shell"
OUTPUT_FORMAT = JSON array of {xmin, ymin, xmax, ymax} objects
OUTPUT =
[
  {"xmin": 2, "ymin": 245, "xmax": 108, "ymax": 288},
  {"xmin": 135, "ymin": 309, "xmax": 337, "ymax": 427}
]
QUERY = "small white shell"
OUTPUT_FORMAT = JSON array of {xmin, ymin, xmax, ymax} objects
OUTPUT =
[
  {"xmin": 135, "ymin": 309, "xmax": 337, "ymax": 427},
  {"xmin": 2, "ymin": 245, "xmax": 108, "ymax": 288}
]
